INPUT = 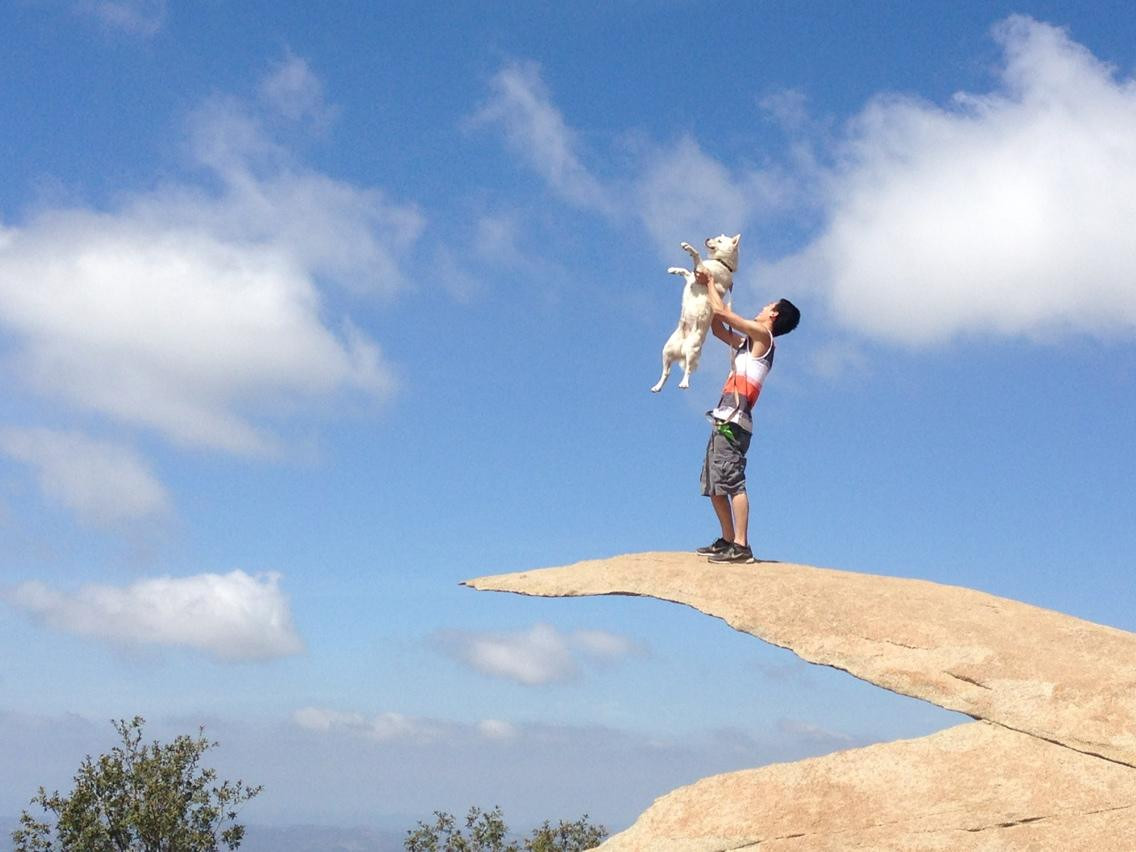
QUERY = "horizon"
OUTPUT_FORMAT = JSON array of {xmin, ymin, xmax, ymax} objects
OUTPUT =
[{"xmin": 2, "ymin": 1, "xmax": 1134, "ymax": 845}]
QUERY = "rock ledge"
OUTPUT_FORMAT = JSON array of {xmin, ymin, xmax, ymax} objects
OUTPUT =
[{"xmin": 465, "ymin": 552, "xmax": 1136, "ymax": 850}]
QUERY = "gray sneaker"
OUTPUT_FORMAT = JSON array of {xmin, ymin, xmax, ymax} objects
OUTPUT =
[
  {"xmin": 696, "ymin": 537, "xmax": 731, "ymax": 555},
  {"xmin": 708, "ymin": 543, "xmax": 754, "ymax": 564}
]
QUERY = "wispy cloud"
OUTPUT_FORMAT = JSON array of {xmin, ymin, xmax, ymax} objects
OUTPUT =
[
  {"xmin": 634, "ymin": 136, "xmax": 755, "ymax": 257},
  {"xmin": 74, "ymin": 0, "xmax": 165, "ymax": 36},
  {"xmin": 0, "ymin": 59, "xmax": 421, "ymax": 456},
  {"xmin": 472, "ymin": 62, "xmax": 615, "ymax": 215},
  {"xmin": 434, "ymin": 623, "xmax": 642, "ymax": 685},
  {"xmin": 292, "ymin": 707, "xmax": 519, "ymax": 744},
  {"xmin": 776, "ymin": 718, "xmax": 855, "ymax": 748},
  {"xmin": 258, "ymin": 51, "xmax": 339, "ymax": 129},
  {"xmin": 780, "ymin": 15, "xmax": 1136, "ymax": 345},
  {"xmin": 6, "ymin": 571, "xmax": 303, "ymax": 661},
  {"xmin": 474, "ymin": 63, "xmax": 800, "ymax": 262},
  {"xmin": 807, "ymin": 340, "xmax": 871, "ymax": 381},
  {"xmin": 0, "ymin": 428, "xmax": 169, "ymax": 527}
]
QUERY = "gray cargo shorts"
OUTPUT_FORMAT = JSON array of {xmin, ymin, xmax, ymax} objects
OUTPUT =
[{"xmin": 700, "ymin": 422, "xmax": 752, "ymax": 496}]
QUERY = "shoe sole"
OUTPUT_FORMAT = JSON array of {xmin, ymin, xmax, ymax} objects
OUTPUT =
[{"xmin": 695, "ymin": 541, "xmax": 731, "ymax": 555}]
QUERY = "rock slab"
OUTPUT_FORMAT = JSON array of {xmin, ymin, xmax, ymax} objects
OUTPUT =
[
  {"xmin": 465, "ymin": 552, "xmax": 1136, "ymax": 849},
  {"xmin": 600, "ymin": 722, "xmax": 1136, "ymax": 851},
  {"xmin": 466, "ymin": 552, "xmax": 1136, "ymax": 767}
]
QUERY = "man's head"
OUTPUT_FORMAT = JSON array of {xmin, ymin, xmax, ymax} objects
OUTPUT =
[{"xmin": 766, "ymin": 298, "xmax": 800, "ymax": 337}]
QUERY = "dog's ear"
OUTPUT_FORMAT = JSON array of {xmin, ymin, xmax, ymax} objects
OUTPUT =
[{"xmin": 731, "ymin": 234, "xmax": 741, "ymax": 246}]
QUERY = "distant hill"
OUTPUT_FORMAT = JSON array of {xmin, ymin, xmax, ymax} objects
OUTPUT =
[{"xmin": 238, "ymin": 823, "xmax": 405, "ymax": 852}]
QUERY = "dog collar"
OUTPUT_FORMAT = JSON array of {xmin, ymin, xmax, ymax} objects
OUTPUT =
[{"xmin": 713, "ymin": 258, "xmax": 736, "ymax": 273}]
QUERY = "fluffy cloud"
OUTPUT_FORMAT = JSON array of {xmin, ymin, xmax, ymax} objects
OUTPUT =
[
  {"xmin": 435, "ymin": 623, "xmax": 641, "ymax": 685},
  {"xmin": 483, "ymin": 19, "xmax": 1136, "ymax": 347},
  {"xmin": 571, "ymin": 628, "xmax": 641, "ymax": 659},
  {"xmin": 787, "ymin": 15, "xmax": 1136, "ymax": 344},
  {"xmin": 6, "ymin": 570, "xmax": 303, "ymax": 661},
  {"xmin": 0, "ymin": 61, "xmax": 420, "ymax": 456},
  {"xmin": 0, "ymin": 428, "xmax": 169, "ymax": 526}
]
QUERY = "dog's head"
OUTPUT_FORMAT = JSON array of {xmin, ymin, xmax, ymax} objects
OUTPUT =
[{"xmin": 705, "ymin": 233, "xmax": 740, "ymax": 268}]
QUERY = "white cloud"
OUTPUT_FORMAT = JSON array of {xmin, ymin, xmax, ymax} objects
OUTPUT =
[
  {"xmin": 634, "ymin": 136, "xmax": 755, "ymax": 257},
  {"xmin": 0, "ymin": 428, "xmax": 169, "ymax": 526},
  {"xmin": 258, "ymin": 52, "xmax": 337, "ymax": 127},
  {"xmin": 74, "ymin": 0, "xmax": 165, "ymax": 36},
  {"xmin": 7, "ymin": 570, "xmax": 303, "ymax": 661},
  {"xmin": 787, "ymin": 15, "xmax": 1136, "ymax": 345},
  {"xmin": 807, "ymin": 340, "xmax": 871, "ymax": 381},
  {"xmin": 481, "ymin": 25, "xmax": 1136, "ymax": 348},
  {"xmin": 0, "ymin": 63, "xmax": 421, "ymax": 455},
  {"xmin": 292, "ymin": 707, "xmax": 450, "ymax": 744},
  {"xmin": 462, "ymin": 623, "xmax": 576, "ymax": 685},
  {"xmin": 473, "ymin": 62, "xmax": 615, "ymax": 215},
  {"xmin": 474, "ymin": 62, "xmax": 787, "ymax": 261},
  {"xmin": 776, "ymin": 718, "xmax": 854, "ymax": 747},
  {"xmin": 477, "ymin": 718, "xmax": 519, "ymax": 740},
  {"xmin": 571, "ymin": 629, "xmax": 641, "ymax": 659},
  {"xmin": 436, "ymin": 623, "xmax": 641, "ymax": 685}
]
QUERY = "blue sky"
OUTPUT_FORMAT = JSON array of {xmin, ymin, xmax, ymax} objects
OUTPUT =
[{"xmin": 2, "ymin": 0, "xmax": 1135, "ymax": 841}]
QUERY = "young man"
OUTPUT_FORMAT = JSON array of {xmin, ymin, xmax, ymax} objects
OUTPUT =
[{"xmin": 695, "ymin": 269, "xmax": 800, "ymax": 563}]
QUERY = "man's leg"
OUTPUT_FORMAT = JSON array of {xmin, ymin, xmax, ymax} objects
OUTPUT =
[
  {"xmin": 710, "ymin": 494, "xmax": 734, "ymax": 541},
  {"xmin": 730, "ymin": 490, "xmax": 749, "ymax": 547}
]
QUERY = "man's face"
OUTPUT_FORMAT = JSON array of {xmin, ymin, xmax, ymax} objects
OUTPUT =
[{"xmin": 755, "ymin": 301, "xmax": 779, "ymax": 324}]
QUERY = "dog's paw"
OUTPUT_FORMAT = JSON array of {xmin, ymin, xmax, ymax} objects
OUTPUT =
[
  {"xmin": 680, "ymin": 241, "xmax": 695, "ymax": 254},
  {"xmin": 650, "ymin": 383, "xmax": 664, "ymax": 393},
  {"xmin": 667, "ymin": 266, "xmax": 688, "ymax": 276},
  {"xmin": 678, "ymin": 378, "xmax": 690, "ymax": 389}
]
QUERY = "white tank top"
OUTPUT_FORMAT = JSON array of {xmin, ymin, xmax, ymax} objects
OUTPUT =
[{"xmin": 708, "ymin": 336, "xmax": 774, "ymax": 433}]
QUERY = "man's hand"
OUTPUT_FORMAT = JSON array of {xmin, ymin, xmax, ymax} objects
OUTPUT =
[{"xmin": 699, "ymin": 268, "xmax": 727, "ymax": 316}]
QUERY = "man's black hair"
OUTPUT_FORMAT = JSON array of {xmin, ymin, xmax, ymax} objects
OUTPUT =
[{"xmin": 772, "ymin": 298, "xmax": 800, "ymax": 337}]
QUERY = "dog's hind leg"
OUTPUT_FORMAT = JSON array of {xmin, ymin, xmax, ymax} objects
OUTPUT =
[
  {"xmin": 678, "ymin": 337, "xmax": 703, "ymax": 389},
  {"xmin": 651, "ymin": 349, "xmax": 674, "ymax": 393},
  {"xmin": 651, "ymin": 329, "xmax": 683, "ymax": 393},
  {"xmin": 650, "ymin": 357, "xmax": 672, "ymax": 393}
]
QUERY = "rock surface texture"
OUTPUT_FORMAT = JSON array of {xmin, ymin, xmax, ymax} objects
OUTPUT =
[{"xmin": 465, "ymin": 552, "xmax": 1136, "ymax": 850}]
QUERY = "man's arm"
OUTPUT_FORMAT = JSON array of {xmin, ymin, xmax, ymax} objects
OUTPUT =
[
  {"xmin": 698, "ymin": 270, "xmax": 768, "ymax": 350},
  {"xmin": 711, "ymin": 315, "xmax": 743, "ymax": 346}
]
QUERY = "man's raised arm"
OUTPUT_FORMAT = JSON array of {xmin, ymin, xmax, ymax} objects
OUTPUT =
[{"xmin": 699, "ymin": 269, "xmax": 754, "ymax": 345}]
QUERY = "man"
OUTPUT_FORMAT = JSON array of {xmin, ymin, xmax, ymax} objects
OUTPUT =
[{"xmin": 695, "ymin": 269, "xmax": 800, "ymax": 563}]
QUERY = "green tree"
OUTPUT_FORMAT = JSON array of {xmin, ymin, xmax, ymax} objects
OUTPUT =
[
  {"xmin": 12, "ymin": 716, "xmax": 261, "ymax": 852},
  {"xmin": 404, "ymin": 806, "xmax": 607, "ymax": 852},
  {"xmin": 524, "ymin": 816, "xmax": 607, "ymax": 852}
]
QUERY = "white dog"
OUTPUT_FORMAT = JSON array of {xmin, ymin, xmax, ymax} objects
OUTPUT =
[{"xmin": 650, "ymin": 233, "xmax": 740, "ymax": 392}]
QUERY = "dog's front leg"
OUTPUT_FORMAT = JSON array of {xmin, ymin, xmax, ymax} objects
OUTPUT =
[{"xmin": 680, "ymin": 241, "xmax": 703, "ymax": 269}]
